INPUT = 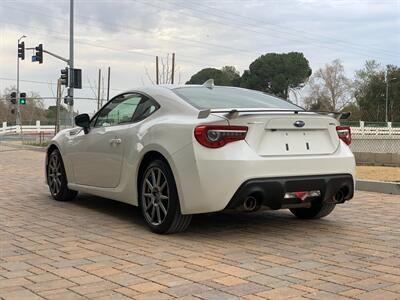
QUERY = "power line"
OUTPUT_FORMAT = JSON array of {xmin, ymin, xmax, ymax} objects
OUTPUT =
[
  {"xmin": 5, "ymin": 0, "xmax": 397, "ymax": 65},
  {"xmin": 0, "ymin": 4, "xmax": 247, "ymax": 65},
  {"xmin": 0, "ymin": 76, "xmax": 125, "ymax": 92},
  {"xmin": 136, "ymin": 0, "xmax": 399, "ymax": 60},
  {"xmin": 186, "ymin": 0, "xmax": 398, "ymax": 57},
  {"xmin": 2, "ymin": 1, "xmax": 398, "ymax": 60},
  {"xmin": 0, "ymin": 19, "xmax": 215, "ymax": 70},
  {"xmin": 0, "ymin": 97, "xmax": 99, "ymax": 101}
]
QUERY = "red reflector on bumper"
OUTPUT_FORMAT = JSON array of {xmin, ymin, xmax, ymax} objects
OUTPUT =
[{"xmin": 284, "ymin": 190, "xmax": 321, "ymax": 201}]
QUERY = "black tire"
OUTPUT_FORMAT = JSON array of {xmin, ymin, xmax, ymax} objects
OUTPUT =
[
  {"xmin": 290, "ymin": 202, "xmax": 336, "ymax": 219},
  {"xmin": 139, "ymin": 159, "xmax": 192, "ymax": 234},
  {"xmin": 47, "ymin": 149, "xmax": 78, "ymax": 201}
]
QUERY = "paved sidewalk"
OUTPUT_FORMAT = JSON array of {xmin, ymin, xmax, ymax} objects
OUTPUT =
[{"xmin": 0, "ymin": 149, "xmax": 399, "ymax": 300}]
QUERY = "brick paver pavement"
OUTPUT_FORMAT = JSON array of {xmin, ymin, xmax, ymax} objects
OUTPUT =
[{"xmin": 0, "ymin": 148, "xmax": 399, "ymax": 300}]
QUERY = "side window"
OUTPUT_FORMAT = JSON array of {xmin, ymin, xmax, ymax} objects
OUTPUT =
[
  {"xmin": 133, "ymin": 96, "xmax": 159, "ymax": 123},
  {"xmin": 94, "ymin": 94, "xmax": 141, "ymax": 127}
]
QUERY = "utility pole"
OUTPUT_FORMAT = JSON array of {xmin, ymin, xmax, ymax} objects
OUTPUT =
[
  {"xmin": 156, "ymin": 56, "xmax": 159, "ymax": 85},
  {"xmin": 69, "ymin": 0, "xmax": 74, "ymax": 126},
  {"xmin": 97, "ymin": 69, "xmax": 101, "ymax": 110},
  {"xmin": 385, "ymin": 69, "xmax": 389, "ymax": 123},
  {"xmin": 171, "ymin": 53, "xmax": 175, "ymax": 84},
  {"xmin": 16, "ymin": 35, "xmax": 26, "ymax": 128},
  {"xmin": 55, "ymin": 79, "xmax": 61, "ymax": 134},
  {"xmin": 101, "ymin": 75, "xmax": 105, "ymax": 108},
  {"xmin": 106, "ymin": 66, "xmax": 111, "ymax": 102}
]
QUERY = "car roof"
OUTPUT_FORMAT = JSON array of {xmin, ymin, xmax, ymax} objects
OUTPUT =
[{"xmin": 122, "ymin": 84, "xmax": 199, "ymax": 93}]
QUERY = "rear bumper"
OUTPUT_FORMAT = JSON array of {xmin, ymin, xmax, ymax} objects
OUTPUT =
[
  {"xmin": 171, "ymin": 140, "xmax": 355, "ymax": 215},
  {"xmin": 227, "ymin": 173, "xmax": 354, "ymax": 210}
]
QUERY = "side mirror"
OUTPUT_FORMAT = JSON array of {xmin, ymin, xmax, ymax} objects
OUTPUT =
[{"xmin": 75, "ymin": 113, "xmax": 90, "ymax": 134}]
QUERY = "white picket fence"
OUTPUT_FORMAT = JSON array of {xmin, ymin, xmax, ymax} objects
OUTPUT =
[
  {"xmin": 351, "ymin": 121, "xmax": 400, "ymax": 136},
  {"xmin": 1, "ymin": 120, "xmax": 399, "ymax": 137},
  {"xmin": 0, "ymin": 121, "xmax": 57, "ymax": 135}
]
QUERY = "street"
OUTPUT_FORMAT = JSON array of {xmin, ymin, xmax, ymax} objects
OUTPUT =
[{"xmin": 0, "ymin": 148, "xmax": 399, "ymax": 300}]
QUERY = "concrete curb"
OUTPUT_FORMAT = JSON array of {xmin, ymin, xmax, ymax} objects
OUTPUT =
[{"xmin": 356, "ymin": 180, "xmax": 400, "ymax": 195}]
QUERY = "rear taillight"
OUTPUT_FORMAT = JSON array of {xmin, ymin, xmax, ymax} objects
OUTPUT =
[
  {"xmin": 336, "ymin": 126, "xmax": 351, "ymax": 145},
  {"xmin": 194, "ymin": 125, "xmax": 248, "ymax": 148}
]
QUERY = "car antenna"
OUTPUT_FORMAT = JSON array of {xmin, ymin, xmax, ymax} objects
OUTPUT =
[{"xmin": 203, "ymin": 79, "xmax": 214, "ymax": 89}]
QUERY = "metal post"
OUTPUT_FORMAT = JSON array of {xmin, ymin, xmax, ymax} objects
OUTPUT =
[
  {"xmin": 171, "ymin": 53, "xmax": 175, "ymax": 84},
  {"xmin": 69, "ymin": 0, "xmax": 74, "ymax": 126},
  {"xmin": 107, "ymin": 66, "xmax": 111, "ymax": 102},
  {"xmin": 97, "ymin": 69, "xmax": 101, "ymax": 110},
  {"xmin": 16, "ymin": 43, "xmax": 20, "ymax": 127},
  {"xmin": 55, "ymin": 79, "xmax": 61, "ymax": 134},
  {"xmin": 156, "ymin": 56, "xmax": 159, "ymax": 85},
  {"xmin": 385, "ymin": 69, "xmax": 389, "ymax": 123},
  {"xmin": 16, "ymin": 35, "xmax": 26, "ymax": 127}
]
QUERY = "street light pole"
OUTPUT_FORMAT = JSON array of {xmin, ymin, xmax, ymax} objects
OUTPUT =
[
  {"xmin": 16, "ymin": 35, "xmax": 26, "ymax": 127},
  {"xmin": 69, "ymin": 0, "xmax": 74, "ymax": 127},
  {"xmin": 385, "ymin": 69, "xmax": 389, "ymax": 123}
]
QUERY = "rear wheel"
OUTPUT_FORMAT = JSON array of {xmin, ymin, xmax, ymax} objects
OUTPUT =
[
  {"xmin": 47, "ymin": 149, "xmax": 78, "ymax": 201},
  {"xmin": 290, "ymin": 202, "xmax": 336, "ymax": 219},
  {"xmin": 139, "ymin": 159, "xmax": 192, "ymax": 234}
]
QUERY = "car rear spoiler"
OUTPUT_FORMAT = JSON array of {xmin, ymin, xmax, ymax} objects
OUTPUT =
[{"xmin": 197, "ymin": 108, "xmax": 351, "ymax": 120}]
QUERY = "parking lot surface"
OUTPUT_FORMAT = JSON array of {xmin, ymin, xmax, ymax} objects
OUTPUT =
[{"xmin": 1, "ymin": 148, "xmax": 399, "ymax": 300}]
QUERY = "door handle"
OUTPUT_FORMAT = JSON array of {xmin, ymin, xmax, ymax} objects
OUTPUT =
[{"xmin": 109, "ymin": 138, "xmax": 122, "ymax": 145}]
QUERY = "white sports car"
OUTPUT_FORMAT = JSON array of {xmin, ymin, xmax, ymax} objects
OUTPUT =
[{"xmin": 46, "ymin": 81, "xmax": 355, "ymax": 233}]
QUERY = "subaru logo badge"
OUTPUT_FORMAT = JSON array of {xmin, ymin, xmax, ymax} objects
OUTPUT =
[{"xmin": 294, "ymin": 120, "xmax": 305, "ymax": 128}]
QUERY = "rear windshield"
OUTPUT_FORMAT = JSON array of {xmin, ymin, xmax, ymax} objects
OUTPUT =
[{"xmin": 173, "ymin": 86, "xmax": 302, "ymax": 110}]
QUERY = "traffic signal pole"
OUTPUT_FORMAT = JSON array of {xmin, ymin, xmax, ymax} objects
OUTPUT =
[
  {"xmin": 22, "ymin": 0, "xmax": 76, "ymax": 127},
  {"xmin": 16, "ymin": 42, "xmax": 20, "ymax": 127},
  {"xmin": 69, "ymin": 0, "xmax": 74, "ymax": 127},
  {"xmin": 16, "ymin": 35, "xmax": 26, "ymax": 127}
]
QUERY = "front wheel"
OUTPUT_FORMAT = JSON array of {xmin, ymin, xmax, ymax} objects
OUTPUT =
[
  {"xmin": 290, "ymin": 202, "xmax": 336, "ymax": 219},
  {"xmin": 139, "ymin": 160, "xmax": 192, "ymax": 234},
  {"xmin": 47, "ymin": 149, "xmax": 78, "ymax": 201}
]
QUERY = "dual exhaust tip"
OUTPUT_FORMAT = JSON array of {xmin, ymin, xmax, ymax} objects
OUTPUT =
[{"xmin": 242, "ymin": 187, "xmax": 349, "ymax": 212}]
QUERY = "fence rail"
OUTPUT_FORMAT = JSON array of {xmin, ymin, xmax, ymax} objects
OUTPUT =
[
  {"xmin": 350, "ymin": 122, "xmax": 400, "ymax": 136},
  {"xmin": 2, "ymin": 120, "xmax": 400, "ymax": 135},
  {"xmin": 1, "ymin": 121, "xmax": 59, "ymax": 135}
]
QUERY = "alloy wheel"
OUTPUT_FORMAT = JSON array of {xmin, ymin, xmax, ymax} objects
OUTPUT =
[
  {"xmin": 142, "ymin": 167, "xmax": 170, "ymax": 226},
  {"xmin": 48, "ymin": 153, "xmax": 62, "ymax": 196}
]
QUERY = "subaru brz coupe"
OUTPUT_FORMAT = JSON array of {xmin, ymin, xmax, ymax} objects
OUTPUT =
[{"xmin": 46, "ymin": 81, "xmax": 355, "ymax": 233}]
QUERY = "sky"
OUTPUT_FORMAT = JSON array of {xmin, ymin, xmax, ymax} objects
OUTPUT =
[{"xmin": 0, "ymin": 0, "xmax": 399, "ymax": 113}]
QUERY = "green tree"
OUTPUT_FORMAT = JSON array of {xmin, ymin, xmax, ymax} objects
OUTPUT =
[
  {"xmin": 186, "ymin": 66, "xmax": 240, "ymax": 86},
  {"xmin": 240, "ymin": 52, "xmax": 312, "ymax": 99},
  {"xmin": 220, "ymin": 66, "xmax": 240, "ymax": 86},
  {"xmin": 354, "ymin": 61, "xmax": 400, "ymax": 122}
]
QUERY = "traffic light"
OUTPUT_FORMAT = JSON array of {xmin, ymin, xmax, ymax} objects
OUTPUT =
[
  {"xmin": 35, "ymin": 44, "xmax": 43, "ymax": 64},
  {"xmin": 72, "ymin": 68, "xmax": 82, "ymax": 89},
  {"xmin": 10, "ymin": 92, "xmax": 17, "ymax": 104},
  {"xmin": 19, "ymin": 93, "xmax": 26, "ymax": 105},
  {"xmin": 18, "ymin": 41, "xmax": 25, "ymax": 60},
  {"xmin": 60, "ymin": 67, "xmax": 69, "ymax": 87}
]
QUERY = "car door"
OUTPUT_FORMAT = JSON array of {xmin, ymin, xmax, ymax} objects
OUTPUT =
[{"xmin": 71, "ymin": 93, "xmax": 142, "ymax": 188}]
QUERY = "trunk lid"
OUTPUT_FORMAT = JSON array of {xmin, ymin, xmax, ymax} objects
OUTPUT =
[{"xmin": 216, "ymin": 112, "xmax": 340, "ymax": 156}]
